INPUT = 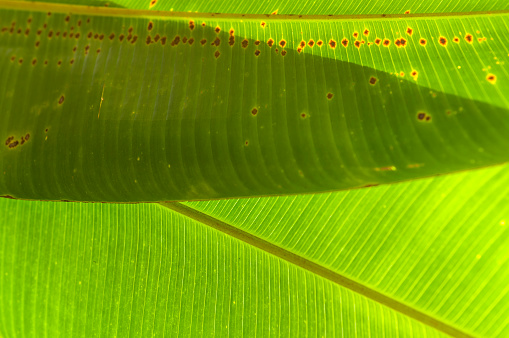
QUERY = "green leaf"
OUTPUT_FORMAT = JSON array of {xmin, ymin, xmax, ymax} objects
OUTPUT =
[
  {"xmin": 1, "ymin": 163, "xmax": 508, "ymax": 337},
  {"xmin": 1, "ymin": 2, "xmax": 508, "ymax": 201}
]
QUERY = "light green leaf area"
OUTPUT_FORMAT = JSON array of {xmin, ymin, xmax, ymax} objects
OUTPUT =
[
  {"xmin": 1, "ymin": 163, "xmax": 508, "ymax": 337},
  {"xmin": 1, "ymin": 2, "xmax": 509, "ymax": 201},
  {"xmin": 15, "ymin": 0, "xmax": 509, "ymax": 15}
]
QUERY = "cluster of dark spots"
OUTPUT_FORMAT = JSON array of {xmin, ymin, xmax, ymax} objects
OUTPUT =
[
  {"xmin": 254, "ymin": 49, "xmax": 261, "ymax": 56},
  {"xmin": 20, "ymin": 133, "xmax": 30, "ymax": 145},
  {"xmin": 353, "ymin": 32, "xmax": 358, "ymax": 38},
  {"xmin": 261, "ymin": 21, "xmax": 266, "ymax": 28},
  {"xmin": 281, "ymin": 50, "xmax": 287, "ymax": 56},
  {"xmin": 211, "ymin": 37, "xmax": 220, "ymax": 46},
  {"xmin": 453, "ymin": 37, "xmax": 459, "ymax": 43},
  {"xmin": 369, "ymin": 76, "xmax": 377, "ymax": 85},
  {"xmin": 327, "ymin": 92, "xmax": 333, "ymax": 100},
  {"xmin": 395, "ymin": 38, "xmax": 407, "ymax": 47},
  {"xmin": 406, "ymin": 27, "xmax": 413, "ymax": 36},
  {"xmin": 31, "ymin": 58, "xmax": 37, "ymax": 65},
  {"xmin": 267, "ymin": 38, "xmax": 274, "ymax": 47},
  {"xmin": 171, "ymin": 36, "xmax": 180, "ymax": 46},
  {"xmin": 419, "ymin": 38, "xmax": 426, "ymax": 46},
  {"xmin": 228, "ymin": 30, "xmax": 235, "ymax": 46},
  {"xmin": 119, "ymin": 34, "xmax": 125, "ymax": 41},
  {"xmin": 240, "ymin": 39, "xmax": 249, "ymax": 48},
  {"xmin": 8, "ymin": 140, "xmax": 19, "ymax": 149},
  {"xmin": 308, "ymin": 39, "xmax": 314, "ymax": 47},
  {"xmin": 214, "ymin": 50, "xmax": 220, "ymax": 58},
  {"xmin": 354, "ymin": 40, "xmax": 361, "ymax": 48},
  {"xmin": 329, "ymin": 39, "xmax": 336, "ymax": 48},
  {"xmin": 439, "ymin": 36, "xmax": 447, "ymax": 46},
  {"xmin": 486, "ymin": 74, "xmax": 496, "ymax": 84},
  {"xmin": 215, "ymin": 26, "xmax": 221, "ymax": 33},
  {"xmin": 109, "ymin": 33, "xmax": 115, "ymax": 40},
  {"xmin": 58, "ymin": 95, "xmax": 65, "ymax": 104},
  {"xmin": 417, "ymin": 112, "xmax": 431, "ymax": 122},
  {"xmin": 465, "ymin": 34, "xmax": 473, "ymax": 43},
  {"xmin": 5, "ymin": 136, "xmax": 14, "ymax": 146},
  {"xmin": 200, "ymin": 38, "xmax": 207, "ymax": 45},
  {"xmin": 383, "ymin": 39, "xmax": 390, "ymax": 47},
  {"xmin": 188, "ymin": 37, "xmax": 194, "ymax": 45},
  {"xmin": 279, "ymin": 39, "xmax": 286, "ymax": 48},
  {"xmin": 299, "ymin": 40, "xmax": 306, "ymax": 48},
  {"xmin": 363, "ymin": 29, "xmax": 369, "ymax": 36},
  {"xmin": 189, "ymin": 20, "xmax": 195, "ymax": 30},
  {"xmin": 375, "ymin": 38, "xmax": 381, "ymax": 45}
]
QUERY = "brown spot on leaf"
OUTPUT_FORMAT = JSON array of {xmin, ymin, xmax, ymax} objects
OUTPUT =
[
  {"xmin": 453, "ymin": 37, "xmax": 459, "ymax": 43},
  {"xmin": 486, "ymin": 74, "xmax": 497, "ymax": 84},
  {"xmin": 146, "ymin": 35, "xmax": 152, "ymax": 44},
  {"xmin": 299, "ymin": 40, "xmax": 306, "ymax": 48},
  {"xmin": 465, "ymin": 34, "xmax": 473, "ymax": 43},
  {"xmin": 201, "ymin": 22, "xmax": 206, "ymax": 27},
  {"xmin": 8, "ymin": 141, "xmax": 19, "ymax": 149},
  {"xmin": 150, "ymin": 0, "xmax": 157, "ymax": 7},
  {"xmin": 161, "ymin": 36, "xmax": 167, "ymax": 45},
  {"xmin": 87, "ymin": 32, "xmax": 92, "ymax": 39},
  {"xmin": 267, "ymin": 38, "xmax": 274, "ymax": 47},
  {"xmin": 131, "ymin": 35, "xmax": 138, "ymax": 44},
  {"xmin": 189, "ymin": 20, "xmax": 195, "ymax": 30},
  {"xmin": 65, "ymin": 15, "xmax": 70, "ymax": 23},
  {"xmin": 404, "ymin": 10, "xmax": 410, "ymax": 14},
  {"xmin": 400, "ymin": 38, "xmax": 407, "ymax": 47},
  {"xmin": 5, "ymin": 136, "xmax": 14, "ymax": 145},
  {"xmin": 419, "ymin": 38, "xmax": 426, "ymax": 46},
  {"xmin": 308, "ymin": 39, "xmax": 314, "ymax": 47},
  {"xmin": 279, "ymin": 39, "xmax": 286, "ymax": 48},
  {"xmin": 439, "ymin": 36, "xmax": 447, "ymax": 46},
  {"xmin": 200, "ymin": 39, "xmax": 206, "ymax": 45},
  {"xmin": 58, "ymin": 96, "xmax": 65, "ymax": 104},
  {"xmin": 254, "ymin": 40, "xmax": 260, "ymax": 46},
  {"xmin": 171, "ymin": 36, "xmax": 180, "ymax": 46},
  {"xmin": 281, "ymin": 50, "xmax": 287, "ymax": 56},
  {"xmin": 417, "ymin": 112, "xmax": 426, "ymax": 120},
  {"xmin": 406, "ymin": 27, "xmax": 413, "ymax": 36},
  {"xmin": 35, "ymin": 41, "xmax": 40, "ymax": 47},
  {"xmin": 329, "ymin": 39, "xmax": 336, "ymax": 48},
  {"xmin": 251, "ymin": 108, "xmax": 258, "ymax": 116},
  {"xmin": 211, "ymin": 37, "xmax": 220, "ymax": 46},
  {"xmin": 215, "ymin": 26, "xmax": 221, "ymax": 34},
  {"xmin": 363, "ymin": 29, "xmax": 369, "ymax": 36},
  {"xmin": 383, "ymin": 39, "xmax": 390, "ymax": 47},
  {"xmin": 242, "ymin": 39, "xmax": 248, "ymax": 48},
  {"xmin": 261, "ymin": 22, "xmax": 266, "ymax": 28},
  {"xmin": 25, "ymin": 133, "xmax": 30, "ymax": 141},
  {"xmin": 369, "ymin": 77, "xmax": 377, "ymax": 85},
  {"xmin": 353, "ymin": 32, "xmax": 358, "ymax": 38},
  {"xmin": 109, "ymin": 33, "xmax": 115, "ymax": 40},
  {"xmin": 31, "ymin": 58, "xmax": 37, "ymax": 65},
  {"xmin": 254, "ymin": 49, "xmax": 261, "ymax": 56},
  {"xmin": 229, "ymin": 36, "xmax": 235, "ymax": 46},
  {"xmin": 214, "ymin": 50, "xmax": 220, "ymax": 58},
  {"xmin": 317, "ymin": 40, "xmax": 323, "ymax": 47},
  {"xmin": 354, "ymin": 40, "xmax": 361, "ymax": 48},
  {"xmin": 375, "ymin": 38, "xmax": 381, "ymax": 45},
  {"xmin": 147, "ymin": 21, "xmax": 153, "ymax": 31},
  {"xmin": 327, "ymin": 92, "xmax": 333, "ymax": 100}
]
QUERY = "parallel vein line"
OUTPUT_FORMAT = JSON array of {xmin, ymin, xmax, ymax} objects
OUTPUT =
[{"xmin": 160, "ymin": 201, "xmax": 474, "ymax": 338}]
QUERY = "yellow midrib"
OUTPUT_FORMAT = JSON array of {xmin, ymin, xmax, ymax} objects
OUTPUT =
[
  {"xmin": 1, "ymin": 0, "xmax": 508, "ymax": 22},
  {"xmin": 160, "ymin": 201, "xmax": 475, "ymax": 338}
]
